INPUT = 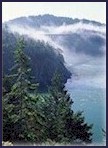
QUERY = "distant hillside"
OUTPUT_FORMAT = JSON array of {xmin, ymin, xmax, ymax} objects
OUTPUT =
[{"xmin": 3, "ymin": 14, "xmax": 105, "ymax": 28}]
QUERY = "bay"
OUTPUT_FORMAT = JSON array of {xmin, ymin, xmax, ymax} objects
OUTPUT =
[{"xmin": 65, "ymin": 77, "xmax": 106, "ymax": 145}]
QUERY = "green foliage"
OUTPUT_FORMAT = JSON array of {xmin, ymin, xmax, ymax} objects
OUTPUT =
[
  {"xmin": 3, "ymin": 30, "xmax": 71, "ymax": 91},
  {"xmin": 40, "ymin": 72, "xmax": 93, "ymax": 144},
  {"xmin": 3, "ymin": 38, "xmax": 45, "ymax": 143},
  {"xmin": 102, "ymin": 128, "xmax": 106, "ymax": 137},
  {"xmin": 3, "ymin": 38, "xmax": 93, "ymax": 145}
]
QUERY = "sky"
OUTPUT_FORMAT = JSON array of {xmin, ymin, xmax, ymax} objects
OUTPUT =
[{"xmin": 2, "ymin": 2, "xmax": 106, "ymax": 24}]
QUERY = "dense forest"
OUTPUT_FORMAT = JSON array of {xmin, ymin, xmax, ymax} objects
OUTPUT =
[
  {"xmin": 3, "ymin": 28, "xmax": 71, "ymax": 91},
  {"xmin": 3, "ymin": 38, "xmax": 93, "ymax": 146}
]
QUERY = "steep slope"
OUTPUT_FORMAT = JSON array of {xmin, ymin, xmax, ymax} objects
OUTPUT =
[
  {"xmin": 2, "ymin": 14, "xmax": 106, "ymax": 90},
  {"xmin": 3, "ymin": 29, "xmax": 71, "ymax": 91}
]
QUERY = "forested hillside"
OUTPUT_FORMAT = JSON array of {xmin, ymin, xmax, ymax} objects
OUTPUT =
[
  {"xmin": 2, "ymin": 1, "xmax": 106, "ymax": 144},
  {"xmin": 3, "ymin": 14, "xmax": 106, "ymax": 146},
  {"xmin": 3, "ymin": 28, "xmax": 71, "ymax": 91},
  {"xmin": 3, "ymin": 39, "xmax": 93, "ymax": 146}
]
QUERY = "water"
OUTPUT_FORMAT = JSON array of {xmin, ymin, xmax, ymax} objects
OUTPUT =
[
  {"xmin": 65, "ymin": 78, "xmax": 106, "ymax": 145},
  {"xmin": 52, "ymin": 24, "xmax": 106, "ymax": 145}
]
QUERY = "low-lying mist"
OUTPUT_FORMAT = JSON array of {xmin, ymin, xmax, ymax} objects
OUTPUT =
[{"xmin": 6, "ymin": 21, "xmax": 106, "ymax": 89}]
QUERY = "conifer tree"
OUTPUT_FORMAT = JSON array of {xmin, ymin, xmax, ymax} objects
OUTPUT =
[
  {"xmin": 3, "ymin": 38, "xmax": 45, "ymax": 143},
  {"xmin": 41, "ymin": 71, "xmax": 93, "ymax": 144}
]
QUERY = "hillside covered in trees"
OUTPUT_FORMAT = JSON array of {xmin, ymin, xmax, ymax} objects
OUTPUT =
[
  {"xmin": 3, "ymin": 28, "xmax": 71, "ymax": 91},
  {"xmin": 3, "ymin": 38, "xmax": 93, "ymax": 146},
  {"xmin": 2, "ymin": 14, "xmax": 106, "ymax": 146}
]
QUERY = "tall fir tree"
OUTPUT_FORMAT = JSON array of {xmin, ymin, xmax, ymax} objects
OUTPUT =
[
  {"xmin": 41, "ymin": 71, "xmax": 93, "ymax": 144},
  {"xmin": 3, "ymin": 38, "xmax": 45, "ymax": 143}
]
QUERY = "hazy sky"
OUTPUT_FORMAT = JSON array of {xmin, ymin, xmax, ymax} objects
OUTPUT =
[{"xmin": 2, "ymin": 2, "xmax": 106, "ymax": 23}]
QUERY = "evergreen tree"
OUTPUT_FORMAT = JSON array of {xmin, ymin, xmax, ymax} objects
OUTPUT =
[
  {"xmin": 41, "ymin": 72, "xmax": 93, "ymax": 144},
  {"xmin": 3, "ymin": 38, "xmax": 45, "ymax": 143},
  {"xmin": 3, "ymin": 39, "xmax": 93, "ymax": 145}
]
